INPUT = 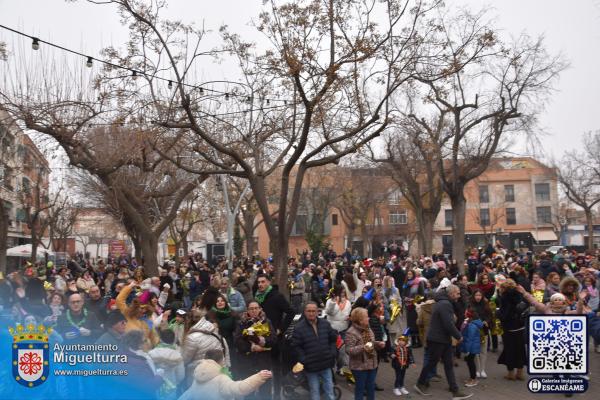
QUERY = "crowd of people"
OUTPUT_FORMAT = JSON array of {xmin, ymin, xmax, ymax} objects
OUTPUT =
[{"xmin": 1, "ymin": 242, "xmax": 600, "ymax": 400}]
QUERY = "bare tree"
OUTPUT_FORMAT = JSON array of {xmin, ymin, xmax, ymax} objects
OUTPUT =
[
  {"xmin": 375, "ymin": 118, "xmax": 444, "ymax": 256},
  {"xmin": 331, "ymin": 167, "xmax": 387, "ymax": 257},
  {"xmin": 404, "ymin": 9, "xmax": 566, "ymax": 268},
  {"xmin": 48, "ymin": 197, "xmax": 80, "ymax": 255},
  {"xmin": 81, "ymin": 0, "xmax": 433, "ymax": 291},
  {"xmin": 556, "ymin": 131, "xmax": 600, "ymax": 251},
  {"xmin": 167, "ymin": 190, "xmax": 205, "ymax": 260}
]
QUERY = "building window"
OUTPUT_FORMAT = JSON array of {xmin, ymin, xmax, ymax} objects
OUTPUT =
[
  {"xmin": 504, "ymin": 185, "xmax": 515, "ymax": 202},
  {"xmin": 21, "ymin": 177, "xmax": 31, "ymax": 194},
  {"xmin": 506, "ymin": 207, "xmax": 516, "ymax": 225},
  {"xmin": 388, "ymin": 190, "xmax": 402, "ymax": 205},
  {"xmin": 479, "ymin": 208, "xmax": 490, "ymax": 226},
  {"xmin": 535, "ymin": 183, "xmax": 550, "ymax": 201},
  {"xmin": 536, "ymin": 206, "xmax": 552, "ymax": 224},
  {"xmin": 479, "ymin": 185, "xmax": 489, "ymax": 203},
  {"xmin": 444, "ymin": 209, "xmax": 453, "ymax": 227},
  {"xmin": 389, "ymin": 210, "xmax": 407, "ymax": 225},
  {"xmin": 373, "ymin": 216, "xmax": 383, "ymax": 226},
  {"xmin": 331, "ymin": 214, "xmax": 338, "ymax": 226},
  {"xmin": 293, "ymin": 214, "xmax": 308, "ymax": 235}
]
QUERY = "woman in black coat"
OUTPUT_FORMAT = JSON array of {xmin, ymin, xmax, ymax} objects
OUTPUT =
[
  {"xmin": 234, "ymin": 301, "xmax": 276, "ymax": 399},
  {"xmin": 496, "ymin": 280, "xmax": 527, "ymax": 381}
]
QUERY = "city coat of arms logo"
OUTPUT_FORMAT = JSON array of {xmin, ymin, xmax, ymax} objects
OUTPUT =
[{"xmin": 9, "ymin": 324, "xmax": 51, "ymax": 387}]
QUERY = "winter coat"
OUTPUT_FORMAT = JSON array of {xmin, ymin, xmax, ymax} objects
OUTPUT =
[
  {"xmin": 234, "ymin": 279, "xmax": 253, "ymax": 305},
  {"xmin": 345, "ymin": 322, "xmax": 378, "ymax": 371},
  {"xmin": 224, "ymin": 287, "xmax": 246, "ymax": 313},
  {"xmin": 497, "ymin": 288, "xmax": 526, "ymax": 331},
  {"xmin": 254, "ymin": 287, "xmax": 294, "ymax": 333},
  {"xmin": 55, "ymin": 308, "xmax": 102, "ymax": 344},
  {"xmin": 291, "ymin": 316, "xmax": 337, "ymax": 372},
  {"xmin": 181, "ymin": 317, "xmax": 231, "ymax": 375},
  {"xmin": 123, "ymin": 349, "xmax": 163, "ymax": 396},
  {"xmin": 416, "ymin": 300, "xmax": 435, "ymax": 343},
  {"xmin": 460, "ymin": 319, "xmax": 483, "ymax": 355},
  {"xmin": 324, "ymin": 298, "xmax": 351, "ymax": 332},
  {"xmin": 148, "ymin": 344, "xmax": 185, "ymax": 389},
  {"xmin": 178, "ymin": 359, "xmax": 268, "ymax": 400},
  {"xmin": 589, "ymin": 312, "xmax": 600, "ymax": 343},
  {"xmin": 115, "ymin": 285, "xmax": 159, "ymax": 350},
  {"xmin": 426, "ymin": 291, "xmax": 461, "ymax": 345},
  {"xmin": 234, "ymin": 312, "xmax": 277, "ymax": 375}
]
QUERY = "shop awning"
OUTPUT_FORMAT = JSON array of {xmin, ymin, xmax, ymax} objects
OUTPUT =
[{"xmin": 531, "ymin": 230, "xmax": 557, "ymax": 242}]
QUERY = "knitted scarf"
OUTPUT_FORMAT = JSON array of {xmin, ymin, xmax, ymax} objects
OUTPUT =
[
  {"xmin": 255, "ymin": 285, "xmax": 272, "ymax": 304},
  {"xmin": 395, "ymin": 344, "xmax": 408, "ymax": 368},
  {"xmin": 211, "ymin": 306, "xmax": 232, "ymax": 318}
]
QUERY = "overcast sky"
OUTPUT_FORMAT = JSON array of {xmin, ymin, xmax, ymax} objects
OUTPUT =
[{"xmin": 1, "ymin": 0, "xmax": 599, "ymax": 162}]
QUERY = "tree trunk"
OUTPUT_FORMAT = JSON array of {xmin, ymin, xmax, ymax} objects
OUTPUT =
[
  {"xmin": 450, "ymin": 192, "xmax": 467, "ymax": 272},
  {"xmin": 421, "ymin": 210, "xmax": 436, "ymax": 256},
  {"xmin": 273, "ymin": 232, "xmax": 290, "ymax": 299},
  {"xmin": 139, "ymin": 234, "xmax": 160, "ymax": 276},
  {"xmin": 182, "ymin": 236, "xmax": 189, "ymax": 258},
  {"xmin": 131, "ymin": 235, "xmax": 142, "ymax": 262},
  {"xmin": 31, "ymin": 227, "xmax": 38, "ymax": 264},
  {"xmin": 360, "ymin": 225, "xmax": 370, "ymax": 258},
  {"xmin": 585, "ymin": 208, "xmax": 594, "ymax": 252},
  {"xmin": 243, "ymin": 212, "xmax": 255, "ymax": 257}
]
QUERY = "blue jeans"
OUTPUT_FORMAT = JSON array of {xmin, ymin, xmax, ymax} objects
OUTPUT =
[
  {"xmin": 352, "ymin": 369, "xmax": 377, "ymax": 400},
  {"xmin": 305, "ymin": 369, "xmax": 334, "ymax": 400}
]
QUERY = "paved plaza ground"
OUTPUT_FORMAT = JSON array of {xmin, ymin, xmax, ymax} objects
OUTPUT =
[{"xmin": 333, "ymin": 345, "xmax": 600, "ymax": 400}]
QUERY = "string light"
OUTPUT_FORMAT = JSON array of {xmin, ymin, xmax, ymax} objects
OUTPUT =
[
  {"xmin": 0, "ymin": 23, "xmax": 297, "ymax": 106},
  {"xmin": 225, "ymin": 93, "xmax": 230, "ymax": 100},
  {"xmin": 168, "ymin": 80, "xmax": 173, "ymax": 89}
]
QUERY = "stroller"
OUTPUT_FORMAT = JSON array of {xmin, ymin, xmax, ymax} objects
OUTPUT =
[{"xmin": 281, "ymin": 314, "xmax": 343, "ymax": 400}]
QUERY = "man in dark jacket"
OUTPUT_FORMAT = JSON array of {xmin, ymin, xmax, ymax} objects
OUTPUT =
[
  {"xmin": 291, "ymin": 302, "xmax": 337, "ymax": 400},
  {"xmin": 254, "ymin": 274, "xmax": 294, "ymax": 334},
  {"xmin": 414, "ymin": 285, "xmax": 472, "ymax": 400}
]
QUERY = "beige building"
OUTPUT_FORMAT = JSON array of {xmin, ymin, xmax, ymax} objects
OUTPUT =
[{"xmin": 252, "ymin": 157, "xmax": 559, "ymax": 257}]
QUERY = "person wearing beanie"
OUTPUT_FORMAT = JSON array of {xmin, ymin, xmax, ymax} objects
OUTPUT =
[{"xmin": 96, "ymin": 310, "xmax": 127, "ymax": 346}]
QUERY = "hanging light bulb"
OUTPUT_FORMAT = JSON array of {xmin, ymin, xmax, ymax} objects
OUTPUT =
[
  {"xmin": 131, "ymin": 70, "xmax": 138, "ymax": 80},
  {"xmin": 199, "ymin": 87, "xmax": 204, "ymax": 95},
  {"xmin": 266, "ymin": 99, "xmax": 270, "ymax": 105},
  {"xmin": 168, "ymin": 80, "xmax": 173, "ymax": 89},
  {"xmin": 247, "ymin": 96, "xmax": 252, "ymax": 103},
  {"xmin": 31, "ymin": 37, "xmax": 40, "ymax": 50},
  {"xmin": 284, "ymin": 100, "xmax": 288, "ymax": 105},
  {"xmin": 225, "ymin": 92, "xmax": 230, "ymax": 100},
  {"xmin": 86, "ymin": 57, "xmax": 93, "ymax": 68}
]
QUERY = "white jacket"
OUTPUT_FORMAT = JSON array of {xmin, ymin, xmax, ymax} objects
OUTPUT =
[
  {"xmin": 178, "ymin": 359, "xmax": 267, "ymax": 400},
  {"xmin": 148, "ymin": 345, "xmax": 185, "ymax": 387},
  {"xmin": 325, "ymin": 298, "xmax": 351, "ymax": 332},
  {"xmin": 181, "ymin": 317, "xmax": 231, "ymax": 374}
]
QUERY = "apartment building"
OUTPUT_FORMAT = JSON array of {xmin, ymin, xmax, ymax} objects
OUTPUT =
[
  {"xmin": 0, "ymin": 108, "xmax": 51, "ymax": 249},
  {"xmin": 252, "ymin": 157, "xmax": 559, "ymax": 257}
]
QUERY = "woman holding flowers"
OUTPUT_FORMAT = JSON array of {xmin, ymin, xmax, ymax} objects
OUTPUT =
[{"xmin": 234, "ymin": 301, "xmax": 276, "ymax": 399}]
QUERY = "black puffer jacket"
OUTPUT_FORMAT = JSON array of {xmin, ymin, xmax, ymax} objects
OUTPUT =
[
  {"xmin": 497, "ymin": 288, "xmax": 525, "ymax": 331},
  {"xmin": 426, "ymin": 291, "xmax": 462, "ymax": 345},
  {"xmin": 291, "ymin": 316, "xmax": 337, "ymax": 372},
  {"xmin": 257, "ymin": 288, "xmax": 294, "ymax": 333}
]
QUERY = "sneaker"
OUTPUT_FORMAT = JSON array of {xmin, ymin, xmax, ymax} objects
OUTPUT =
[
  {"xmin": 480, "ymin": 371, "xmax": 487, "ymax": 379},
  {"xmin": 465, "ymin": 380, "xmax": 478, "ymax": 387},
  {"xmin": 452, "ymin": 390, "xmax": 474, "ymax": 400},
  {"xmin": 414, "ymin": 383, "xmax": 432, "ymax": 396},
  {"xmin": 393, "ymin": 388, "xmax": 403, "ymax": 396},
  {"xmin": 475, "ymin": 372, "xmax": 481, "ymax": 378},
  {"xmin": 401, "ymin": 387, "xmax": 410, "ymax": 395}
]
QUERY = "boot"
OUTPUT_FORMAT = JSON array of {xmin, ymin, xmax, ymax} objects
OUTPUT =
[
  {"xmin": 515, "ymin": 369, "xmax": 525, "ymax": 381},
  {"xmin": 504, "ymin": 370, "xmax": 515, "ymax": 381}
]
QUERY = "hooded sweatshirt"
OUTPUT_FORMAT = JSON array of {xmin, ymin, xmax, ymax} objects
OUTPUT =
[{"xmin": 178, "ymin": 359, "xmax": 268, "ymax": 400}]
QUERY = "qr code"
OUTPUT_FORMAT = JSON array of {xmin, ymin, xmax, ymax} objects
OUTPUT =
[{"xmin": 529, "ymin": 315, "xmax": 587, "ymax": 374}]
